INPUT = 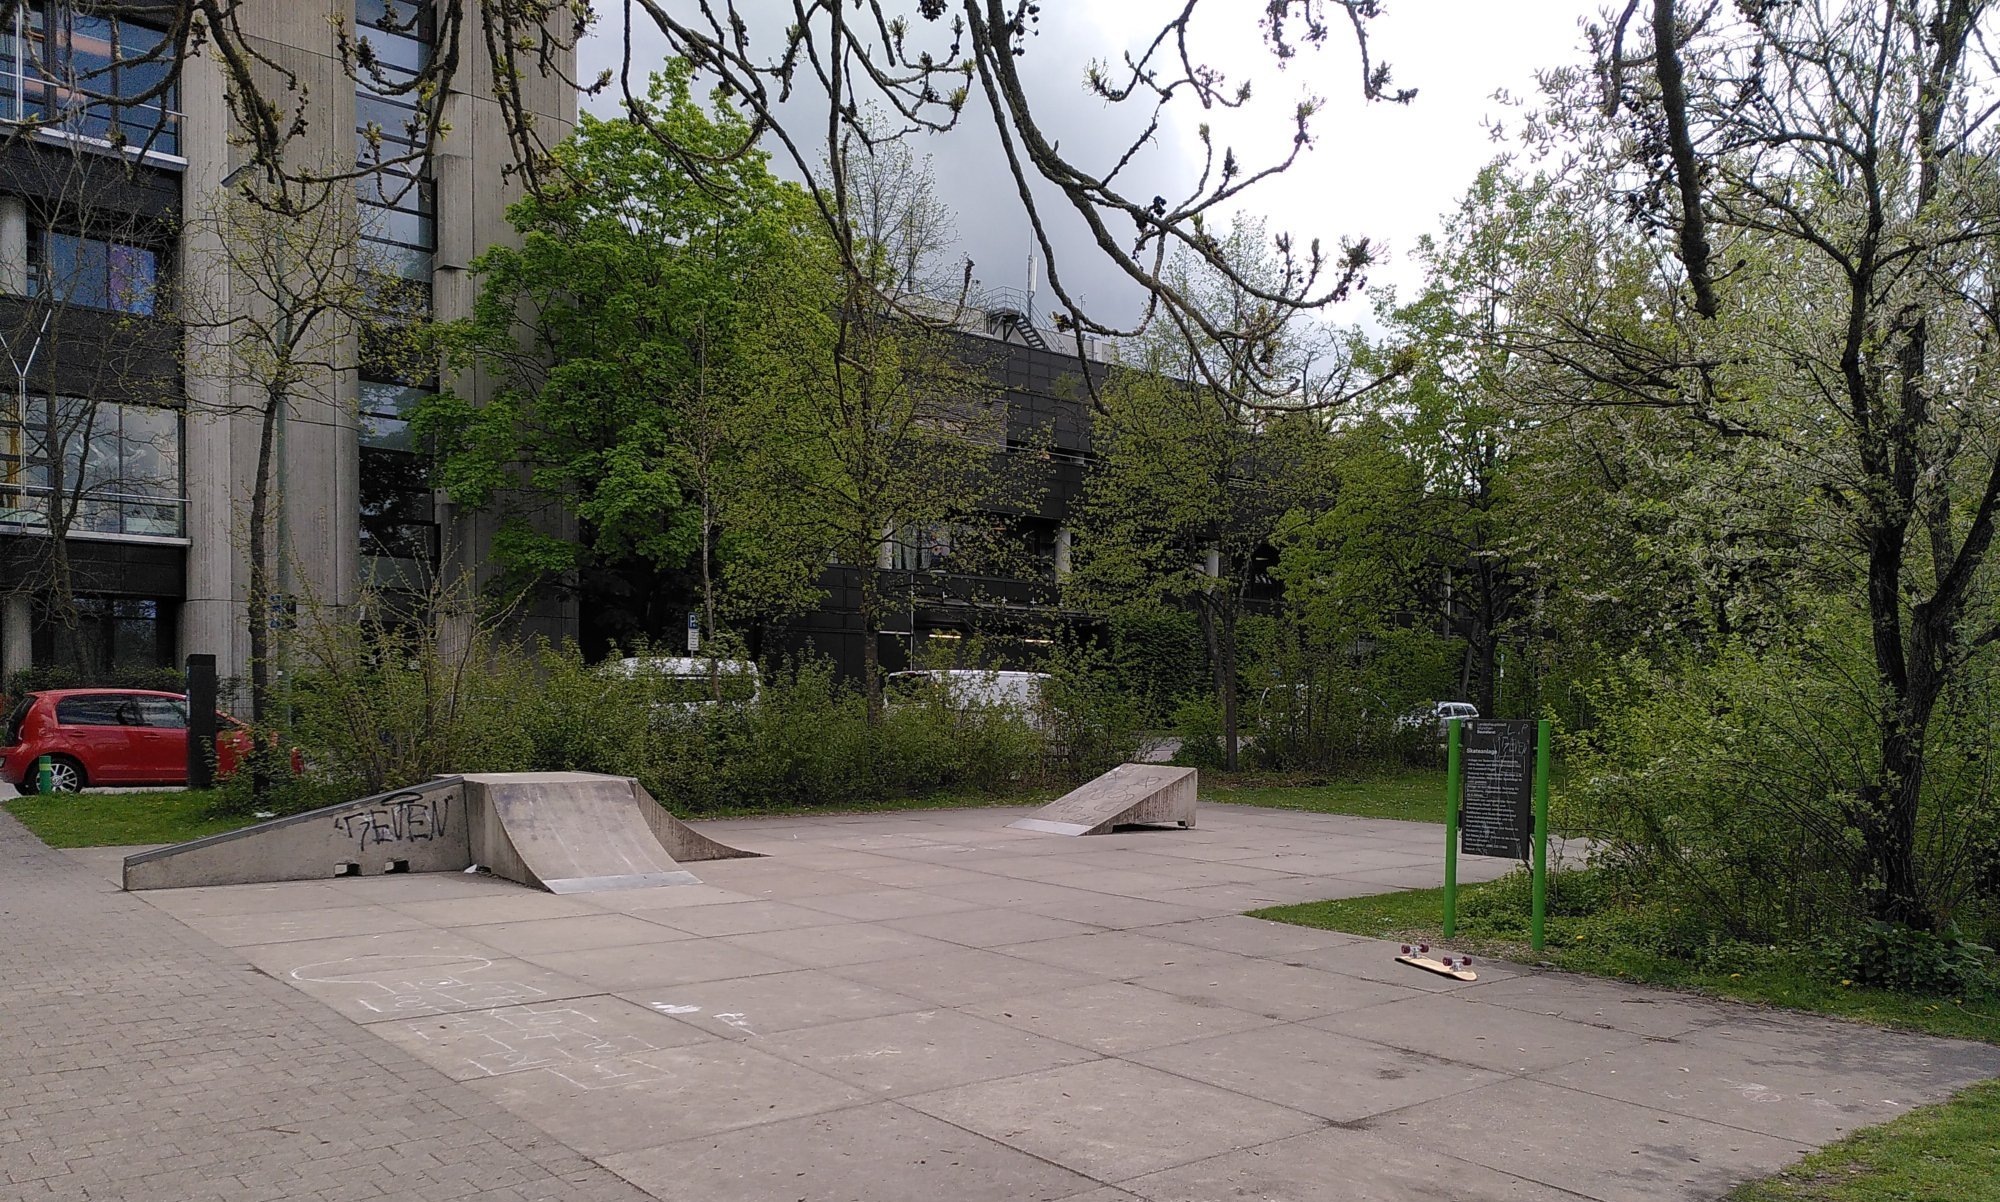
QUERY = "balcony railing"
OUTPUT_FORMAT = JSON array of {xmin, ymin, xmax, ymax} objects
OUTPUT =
[{"xmin": 0, "ymin": 482, "xmax": 187, "ymax": 539}]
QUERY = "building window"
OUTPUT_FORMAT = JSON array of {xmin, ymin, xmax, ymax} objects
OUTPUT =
[
  {"xmin": 359, "ymin": 446, "xmax": 436, "ymax": 565},
  {"xmin": 35, "ymin": 596, "xmax": 176, "ymax": 674},
  {"xmin": 0, "ymin": 397, "xmax": 183, "ymax": 537},
  {"xmin": 891, "ymin": 522, "xmax": 959, "ymax": 572},
  {"xmin": 355, "ymin": 0, "xmax": 437, "ymax": 572},
  {"xmin": 0, "ymin": 4, "xmax": 181, "ymax": 156},
  {"xmin": 26, "ymin": 228, "xmax": 159, "ymax": 314}
]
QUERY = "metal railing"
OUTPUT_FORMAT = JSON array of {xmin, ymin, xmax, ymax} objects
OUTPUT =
[{"xmin": 0, "ymin": 482, "xmax": 187, "ymax": 539}]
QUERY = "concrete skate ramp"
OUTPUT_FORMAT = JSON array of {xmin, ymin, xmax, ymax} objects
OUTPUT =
[
  {"xmin": 462, "ymin": 772, "xmax": 714, "ymax": 893},
  {"xmin": 124, "ymin": 777, "xmax": 469, "ymax": 890},
  {"xmin": 1009, "ymin": 763, "xmax": 1197, "ymax": 836},
  {"xmin": 123, "ymin": 772, "xmax": 756, "ymax": 892}
]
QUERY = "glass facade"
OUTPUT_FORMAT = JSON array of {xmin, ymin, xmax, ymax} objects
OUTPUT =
[
  {"xmin": 0, "ymin": 398, "xmax": 184, "ymax": 538},
  {"xmin": 355, "ymin": 0, "xmax": 438, "ymax": 571},
  {"xmin": 0, "ymin": 3, "xmax": 181, "ymax": 156},
  {"xmin": 26, "ymin": 227, "xmax": 159, "ymax": 314},
  {"xmin": 35, "ymin": 596, "xmax": 176, "ymax": 673}
]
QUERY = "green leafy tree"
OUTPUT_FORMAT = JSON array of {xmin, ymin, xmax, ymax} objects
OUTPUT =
[
  {"xmin": 728, "ymin": 138, "xmax": 1019, "ymax": 717},
  {"xmin": 418, "ymin": 64, "xmax": 814, "ymax": 650},
  {"xmin": 1070, "ymin": 218, "xmax": 1349, "ymax": 768}
]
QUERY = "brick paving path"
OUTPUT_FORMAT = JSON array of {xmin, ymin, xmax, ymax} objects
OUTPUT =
[{"xmin": 0, "ymin": 811, "xmax": 655, "ymax": 1202}]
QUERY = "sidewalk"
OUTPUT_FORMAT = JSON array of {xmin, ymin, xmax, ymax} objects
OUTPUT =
[{"xmin": 0, "ymin": 810, "xmax": 651, "ymax": 1202}]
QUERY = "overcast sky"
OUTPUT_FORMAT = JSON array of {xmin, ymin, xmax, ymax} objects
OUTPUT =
[{"xmin": 578, "ymin": 2, "xmax": 1594, "ymax": 329}]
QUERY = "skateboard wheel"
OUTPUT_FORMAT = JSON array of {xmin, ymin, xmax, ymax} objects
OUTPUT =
[
  {"xmin": 1401, "ymin": 945, "xmax": 1411, "ymax": 955},
  {"xmin": 1418, "ymin": 944, "xmax": 1429, "ymax": 954},
  {"xmin": 1462, "ymin": 956, "xmax": 1473, "ymax": 965}
]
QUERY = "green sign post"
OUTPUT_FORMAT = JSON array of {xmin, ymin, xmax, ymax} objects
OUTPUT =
[{"xmin": 1442, "ymin": 717, "xmax": 1552, "ymax": 952}]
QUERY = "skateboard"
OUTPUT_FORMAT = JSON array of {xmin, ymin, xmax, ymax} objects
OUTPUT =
[{"xmin": 1396, "ymin": 943, "xmax": 1477, "ymax": 981}]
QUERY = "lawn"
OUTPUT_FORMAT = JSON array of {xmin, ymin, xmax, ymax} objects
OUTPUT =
[
  {"xmin": 1253, "ymin": 876, "xmax": 2000, "ymax": 1044},
  {"xmin": 1206, "ymin": 767, "xmax": 1444, "ymax": 822},
  {"xmin": 4, "ymin": 789, "xmax": 244, "ymax": 849},
  {"xmin": 1726, "ymin": 1079, "xmax": 2000, "ymax": 1202}
]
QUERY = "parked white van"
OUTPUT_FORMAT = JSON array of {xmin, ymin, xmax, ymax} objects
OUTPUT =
[
  {"xmin": 605, "ymin": 656, "xmax": 761, "ymax": 706},
  {"xmin": 887, "ymin": 669, "xmax": 1051, "ymax": 727}
]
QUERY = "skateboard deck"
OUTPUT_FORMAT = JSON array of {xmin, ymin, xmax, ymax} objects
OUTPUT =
[{"xmin": 1396, "ymin": 944, "xmax": 1477, "ymax": 981}]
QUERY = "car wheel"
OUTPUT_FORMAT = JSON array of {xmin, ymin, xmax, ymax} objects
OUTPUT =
[{"xmin": 28, "ymin": 756, "xmax": 84, "ymax": 794}]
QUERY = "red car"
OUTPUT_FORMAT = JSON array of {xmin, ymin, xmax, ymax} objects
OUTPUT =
[{"xmin": 1, "ymin": 688, "xmax": 257, "ymax": 793}]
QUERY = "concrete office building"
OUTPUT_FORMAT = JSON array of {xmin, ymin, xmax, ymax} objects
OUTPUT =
[{"xmin": 0, "ymin": 1, "xmax": 573, "ymax": 687}]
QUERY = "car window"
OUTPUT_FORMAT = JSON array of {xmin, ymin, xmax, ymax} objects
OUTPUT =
[
  {"xmin": 2, "ymin": 697, "xmax": 31, "ymax": 745},
  {"xmin": 137, "ymin": 697, "xmax": 189, "ymax": 729},
  {"xmin": 55, "ymin": 695, "xmax": 139, "ymax": 727}
]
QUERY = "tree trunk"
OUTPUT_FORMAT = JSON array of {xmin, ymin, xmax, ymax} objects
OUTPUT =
[
  {"xmin": 1219, "ymin": 603, "xmax": 1239, "ymax": 772},
  {"xmin": 859, "ymin": 564, "xmax": 882, "ymax": 724},
  {"xmin": 1196, "ymin": 597, "xmax": 1237, "ymax": 771},
  {"xmin": 245, "ymin": 380, "xmax": 282, "ymax": 804}
]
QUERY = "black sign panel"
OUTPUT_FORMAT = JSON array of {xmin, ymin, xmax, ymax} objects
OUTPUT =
[{"xmin": 1458, "ymin": 719, "xmax": 1534, "ymax": 860}]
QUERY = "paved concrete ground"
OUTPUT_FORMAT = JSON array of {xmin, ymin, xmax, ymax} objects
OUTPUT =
[{"xmin": 13, "ymin": 804, "xmax": 2000, "ymax": 1202}]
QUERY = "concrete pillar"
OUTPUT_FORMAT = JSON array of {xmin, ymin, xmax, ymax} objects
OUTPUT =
[
  {"xmin": 0, "ymin": 195, "xmax": 25, "ymax": 295},
  {"xmin": 1204, "ymin": 548, "xmax": 1221, "ymax": 578},
  {"xmin": 2, "ymin": 593, "xmax": 31, "ymax": 681},
  {"xmin": 1054, "ymin": 527, "xmax": 1073, "ymax": 578}
]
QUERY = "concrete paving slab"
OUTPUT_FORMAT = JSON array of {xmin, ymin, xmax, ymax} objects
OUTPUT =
[
  {"xmin": 1464, "ymin": 973, "xmax": 1735, "ymax": 1039},
  {"xmin": 576, "ymin": 882, "xmax": 762, "ymax": 912},
  {"xmin": 688, "ymin": 864, "xmax": 880, "ymax": 899},
  {"xmin": 135, "ymin": 878, "xmax": 376, "ymax": 917},
  {"xmin": 1367, "ymin": 1077, "xmax": 1812, "ymax": 1202},
  {"xmin": 841, "ymin": 861, "xmax": 1001, "ymax": 888},
  {"xmin": 1129, "ymin": 1022, "xmax": 1506, "ymax": 1121},
  {"xmin": 834, "ymin": 946, "xmax": 1102, "ymax": 1007},
  {"xmin": 721, "ymin": 922, "xmax": 966, "ymax": 968},
  {"xmin": 616, "ymin": 968, "xmax": 931, "ymax": 1038},
  {"xmin": 370, "ymin": 994, "xmax": 716, "ymax": 1083},
  {"xmin": 1119, "ymin": 1125, "xmax": 1577, "ymax": 1201},
  {"xmin": 387, "ymin": 891, "xmax": 602, "ymax": 926},
  {"xmin": 964, "ymin": 982, "xmax": 1281, "ymax": 1055},
  {"xmin": 990, "ymin": 931, "xmax": 1251, "ymax": 979},
  {"xmin": 456, "ymin": 913, "xmax": 701, "ymax": 957},
  {"xmin": 642, "ymin": 899, "xmax": 849, "ymax": 937},
  {"xmin": 523, "ymin": 939, "xmax": 800, "ymax": 989},
  {"xmin": 931, "ymin": 876, "xmax": 1128, "ymax": 908},
  {"xmin": 793, "ymin": 886, "xmax": 986, "ymax": 921},
  {"xmin": 757, "ymin": 1007, "xmax": 1100, "ymax": 1096},
  {"xmin": 465, "ymin": 1040, "xmax": 870, "ymax": 1157},
  {"xmin": 1015, "ymin": 892, "xmax": 1216, "ymax": 930},
  {"xmin": 1537, "ymin": 1017, "xmax": 2000, "ymax": 1143},
  {"xmin": 905, "ymin": 1059, "xmax": 1325, "ymax": 1181},
  {"xmin": 883, "ymin": 907, "xmax": 1109, "ymax": 947},
  {"xmin": 1146, "ymin": 915, "xmax": 1374, "ymax": 958},
  {"xmin": 1315, "ymin": 993, "xmax": 1646, "ymax": 1073},
  {"xmin": 1131, "ymin": 958, "xmax": 1422, "ymax": 1021},
  {"xmin": 169, "ymin": 901, "xmax": 435, "ymax": 948},
  {"xmin": 260, "ymin": 940, "xmax": 604, "ymax": 1024},
  {"xmin": 600, "ymin": 1101, "xmax": 1101, "ymax": 1202},
  {"xmin": 1139, "ymin": 879, "xmax": 1390, "ymax": 910}
]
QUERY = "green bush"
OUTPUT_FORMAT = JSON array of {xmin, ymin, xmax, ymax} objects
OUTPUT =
[
  {"xmin": 1835, "ymin": 921, "xmax": 1999, "ymax": 998},
  {"xmin": 1171, "ymin": 697, "xmax": 1225, "ymax": 769},
  {"xmin": 1563, "ymin": 613, "xmax": 2000, "ymax": 946},
  {"xmin": 1036, "ymin": 640, "xmax": 1147, "ymax": 780}
]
